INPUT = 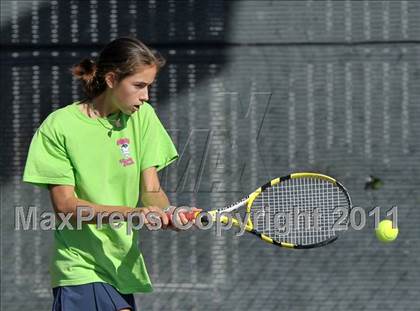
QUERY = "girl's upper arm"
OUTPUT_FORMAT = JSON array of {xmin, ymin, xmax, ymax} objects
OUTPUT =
[{"xmin": 48, "ymin": 184, "xmax": 75, "ymax": 213}]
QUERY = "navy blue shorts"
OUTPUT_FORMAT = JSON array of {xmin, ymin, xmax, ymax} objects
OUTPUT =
[{"xmin": 52, "ymin": 282, "xmax": 137, "ymax": 311}]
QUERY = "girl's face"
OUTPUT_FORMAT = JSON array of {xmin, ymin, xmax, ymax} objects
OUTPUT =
[{"xmin": 108, "ymin": 64, "xmax": 157, "ymax": 115}]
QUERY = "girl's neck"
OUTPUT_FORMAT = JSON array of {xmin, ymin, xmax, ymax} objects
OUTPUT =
[{"xmin": 83, "ymin": 93, "xmax": 119, "ymax": 119}]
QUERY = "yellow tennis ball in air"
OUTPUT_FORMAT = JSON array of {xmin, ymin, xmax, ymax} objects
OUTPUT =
[{"xmin": 375, "ymin": 220, "xmax": 398, "ymax": 243}]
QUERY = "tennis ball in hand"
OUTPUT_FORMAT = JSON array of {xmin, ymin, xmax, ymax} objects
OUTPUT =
[{"xmin": 375, "ymin": 220, "xmax": 398, "ymax": 243}]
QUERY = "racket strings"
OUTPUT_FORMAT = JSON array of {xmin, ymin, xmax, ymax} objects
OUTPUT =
[{"xmin": 250, "ymin": 178, "xmax": 350, "ymax": 246}]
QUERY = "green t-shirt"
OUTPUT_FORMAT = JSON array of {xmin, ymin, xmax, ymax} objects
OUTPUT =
[{"xmin": 23, "ymin": 101, "xmax": 178, "ymax": 293}]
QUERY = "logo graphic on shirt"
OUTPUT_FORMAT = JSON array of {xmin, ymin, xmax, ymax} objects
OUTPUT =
[{"xmin": 117, "ymin": 138, "xmax": 135, "ymax": 167}]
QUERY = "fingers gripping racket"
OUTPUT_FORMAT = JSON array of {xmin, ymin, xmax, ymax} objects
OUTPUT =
[{"xmin": 177, "ymin": 172, "xmax": 351, "ymax": 249}]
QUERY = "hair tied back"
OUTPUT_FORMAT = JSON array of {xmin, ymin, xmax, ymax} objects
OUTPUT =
[{"xmin": 74, "ymin": 58, "xmax": 97, "ymax": 84}]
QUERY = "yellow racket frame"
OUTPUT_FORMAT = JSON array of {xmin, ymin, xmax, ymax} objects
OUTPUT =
[
  {"xmin": 190, "ymin": 172, "xmax": 345, "ymax": 249},
  {"xmin": 244, "ymin": 172, "xmax": 339, "ymax": 248}
]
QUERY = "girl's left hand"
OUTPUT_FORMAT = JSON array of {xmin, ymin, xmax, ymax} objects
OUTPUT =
[{"xmin": 164, "ymin": 206, "xmax": 202, "ymax": 231}]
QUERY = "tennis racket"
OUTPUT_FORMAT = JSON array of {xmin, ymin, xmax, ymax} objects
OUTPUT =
[{"xmin": 174, "ymin": 172, "xmax": 351, "ymax": 249}]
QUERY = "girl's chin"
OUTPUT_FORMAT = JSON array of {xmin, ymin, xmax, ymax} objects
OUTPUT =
[{"xmin": 125, "ymin": 106, "xmax": 139, "ymax": 114}]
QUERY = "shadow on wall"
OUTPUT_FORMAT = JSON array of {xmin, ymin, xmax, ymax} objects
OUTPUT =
[{"xmin": 0, "ymin": 0, "xmax": 230, "ymax": 183}]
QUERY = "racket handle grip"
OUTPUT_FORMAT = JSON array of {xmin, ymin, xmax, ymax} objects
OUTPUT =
[
  {"xmin": 181, "ymin": 211, "xmax": 210, "ymax": 225},
  {"xmin": 165, "ymin": 211, "xmax": 198, "ymax": 223},
  {"xmin": 183, "ymin": 211, "xmax": 197, "ymax": 221},
  {"xmin": 184, "ymin": 212, "xmax": 210, "ymax": 225},
  {"xmin": 182, "ymin": 211, "xmax": 210, "ymax": 223}
]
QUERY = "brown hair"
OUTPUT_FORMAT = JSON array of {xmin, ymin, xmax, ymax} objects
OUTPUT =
[{"xmin": 70, "ymin": 36, "xmax": 166, "ymax": 101}]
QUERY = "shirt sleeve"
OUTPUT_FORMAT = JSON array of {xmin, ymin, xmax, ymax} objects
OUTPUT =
[
  {"xmin": 140, "ymin": 106, "xmax": 179, "ymax": 172},
  {"xmin": 23, "ymin": 128, "xmax": 75, "ymax": 188}
]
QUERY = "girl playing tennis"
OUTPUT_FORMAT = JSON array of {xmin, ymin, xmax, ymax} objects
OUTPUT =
[{"xmin": 23, "ymin": 36, "xmax": 198, "ymax": 311}]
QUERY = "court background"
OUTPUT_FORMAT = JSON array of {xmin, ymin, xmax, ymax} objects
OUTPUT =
[{"xmin": 1, "ymin": 1, "xmax": 419, "ymax": 310}]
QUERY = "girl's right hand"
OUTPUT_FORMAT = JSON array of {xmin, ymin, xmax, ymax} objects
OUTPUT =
[{"xmin": 139, "ymin": 206, "xmax": 170, "ymax": 230}]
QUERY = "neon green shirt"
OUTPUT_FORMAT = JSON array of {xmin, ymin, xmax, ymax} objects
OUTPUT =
[{"xmin": 23, "ymin": 101, "xmax": 178, "ymax": 293}]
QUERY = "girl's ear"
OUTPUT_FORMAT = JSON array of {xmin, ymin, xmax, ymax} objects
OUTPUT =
[{"xmin": 104, "ymin": 71, "xmax": 117, "ymax": 89}]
